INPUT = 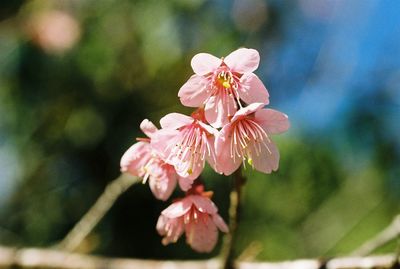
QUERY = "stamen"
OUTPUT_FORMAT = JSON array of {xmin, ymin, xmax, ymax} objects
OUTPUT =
[{"xmin": 229, "ymin": 118, "xmax": 272, "ymax": 166}]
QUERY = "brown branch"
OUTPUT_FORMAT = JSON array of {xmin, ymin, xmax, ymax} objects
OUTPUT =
[
  {"xmin": 221, "ymin": 169, "xmax": 247, "ymax": 269},
  {"xmin": 56, "ymin": 174, "xmax": 140, "ymax": 252},
  {"xmin": 0, "ymin": 245, "xmax": 398, "ymax": 269},
  {"xmin": 352, "ymin": 215, "xmax": 400, "ymax": 256}
]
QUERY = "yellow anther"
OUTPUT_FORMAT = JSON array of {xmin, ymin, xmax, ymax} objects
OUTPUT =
[
  {"xmin": 247, "ymin": 158, "xmax": 253, "ymax": 166},
  {"xmin": 222, "ymin": 81, "xmax": 231, "ymax": 88},
  {"xmin": 187, "ymin": 168, "xmax": 193, "ymax": 175}
]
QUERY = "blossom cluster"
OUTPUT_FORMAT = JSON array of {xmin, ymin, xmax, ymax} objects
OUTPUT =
[{"xmin": 120, "ymin": 48, "xmax": 289, "ymax": 252}]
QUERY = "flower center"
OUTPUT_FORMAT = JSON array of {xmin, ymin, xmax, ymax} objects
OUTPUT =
[
  {"xmin": 217, "ymin": 70, "xmax": 234, "ymax": 89},
  {"xmin": 208, "ymin": 67, "xmax": 243, "ymax": 110},
  {"xmin": 184, "ymin": 205, "xmax": 208, "ymax": 225}
]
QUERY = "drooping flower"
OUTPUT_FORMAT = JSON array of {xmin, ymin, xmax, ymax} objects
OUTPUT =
[
  {"xmin": 215, "ymin": 103, "xmax": 290, "ymax": 175},
  {"xmin": 120, "ymin": 119, "xmax": 192, "ymax": 200},
  {"xmin": 178, "ymin": 48, "xmax": 269, "ymax": 128},
  {"xmin": 151, "ymin": 109, "xmax": 219, "ymax": 180},
  {"xmin": 156, "ymin": 184, "xmax": 228, "ymax": 253}
]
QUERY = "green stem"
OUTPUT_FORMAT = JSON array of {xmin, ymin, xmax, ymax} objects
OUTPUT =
[{"xmin": 221, "ymin": 169, "xmax": 246, "ymax": 269}]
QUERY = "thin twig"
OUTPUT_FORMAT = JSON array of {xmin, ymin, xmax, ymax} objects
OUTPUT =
[
  {"xmin": 221, "ymin": 169, "xmax": 247, "ymax": 269},
  {"xmin": 56, "ymin": 174, "xmax": 140, "ymax": 252},
  {"xmin": 0, "ymin": 245, "xmax": 398, "ymax": 269},
  {"xmin": 352, "ymin": 215, "xmax": 400, "ymax": 256}
]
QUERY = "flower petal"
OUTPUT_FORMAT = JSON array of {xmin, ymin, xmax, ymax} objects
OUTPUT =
[
  {"xmin": 157, "ymin": 215, "xmax": 184, "ymax": 245},
  {"xmin": 205, "ymin": 93, "xmax": 237, "ymax": 129},
  {"xmin": 120, "ymin": 142, "xmax": 151, "ymax": 176},
  {"xmin": 160, "ymin": 113, "xmax": 194, "ymax": 130},
  {"xmin": 231, "ymin": 102, "xmax": 264, "ymax": 122},
  {"xmin": 191, "ymin": 53, "xmax": 222, "ymax": 75},
  {"xmin": 185, "ymin": 214, "xmax": 218, "ymax": 253},
  {"xmin": 255, "ymin": 109, "xmax": 290, "ymax": 134},
  {"xmin": 251, "ymin": 139, "xmax": 280, "ymax": 173},
  {"xmin": 198, "ymin": 121, "xmax": 219, "ymax": 136},
  {"xmin": 212, "ymin": 214, "xmax": 229, "ymax": 233},
  {"xmin": 149, "ymin": 164, "xmax": 177, "ymax": 201},
  {"xmin": 175, "ymin": 156, "xmax": 204, "ymax": 180},
  {"xmin": 205, "ymin": 135, "xmax": 219, "ymax": 174},
  {"xmin": 178, "ymin": 75, "xmax": 210, "ymax": 107},
  {"xmin": 140, "ymin": 119, "xmax": 158, "ymax": 138},
  {"xmin": 178, "ymin": 176, "xmax": 195, "ymax": 191},
  {"xmin": 215, "ymin": 124, "xmax": 241, "ymax": 175},
  {"xmin": 224, "ymin": 48, "xmax": 260, "ymax": 73},
  {"xmin": 162, "ymin": 198, "xmax": 193, "ymax": 218},
  {"xmin": 239, "ymin": 73, "xmax": 269, "ymax": 105},
  {"xmin": 151, "ymin": 129, "xmax": 180, "ymax": 161},
  {"xmin": 188, "ymin": 195, "xmax": 218, "ymax": 214}
]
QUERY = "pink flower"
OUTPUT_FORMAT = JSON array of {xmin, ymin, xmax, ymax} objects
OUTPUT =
[
  {"xmin": 120, "ymin": 119, "xmax": 191, "ymax": 200},
  {"xmin": 178, "ymin": 48, "xmax": 269, "ymax": 128},
  {"xmin": 215, "ymin": 103, "xmax": 290, "ymax": 175},
  {"xmin": 156, "ymin": 185, "xmax": 228, "ymax": 253},
  {"xmin": 151, "ymin": 109, "xmax": 219, "ymax": 180}
]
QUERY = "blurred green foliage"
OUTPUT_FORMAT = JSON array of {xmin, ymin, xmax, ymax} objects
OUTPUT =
[{"xmin": 0, "ymin": 0, "xmax": 399, "ymax": 261}]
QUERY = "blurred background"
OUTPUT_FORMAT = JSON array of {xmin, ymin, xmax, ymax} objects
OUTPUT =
[{"xmin": 0, "ymin": 0, "xmax": 399, "ymax": 261}]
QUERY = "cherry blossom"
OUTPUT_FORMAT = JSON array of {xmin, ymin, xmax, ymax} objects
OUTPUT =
[
  {"xmin": 178, "ymin": 48, "xmax": 269, "ymax": 128},
  {"xmin": 215, "ymin": 103, "xmax": 290, "ymax": 175},
  {"xmin": 156, "ymin": 184, "xmax": 228, "ymax": 252},
  {"xmin": 151, "ymin": 109, "xmax": 219, "ymax": 180}
]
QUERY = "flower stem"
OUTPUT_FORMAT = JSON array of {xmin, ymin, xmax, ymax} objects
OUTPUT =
[
  {"xmin": 221, "ymin": 169, "xmax": 246, "ymax": 269},
  {"xmin": 55, "ymin": 174, "xmax": 140, "ymax": 252}
]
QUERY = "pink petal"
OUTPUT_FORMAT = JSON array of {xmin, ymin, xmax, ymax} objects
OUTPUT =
[
  {"xmin": 191, "ymin": 53, "xmax": 222, "ymax": 75},
  {"xmin": 231, "ymin": 102, "xmax": 265, "ymax": 122},
  {"xmin": 175, "ymin": 157, "xmax": 204, "ymax": 180},
  {"xmin": 185, "ymin": 214, "xmax": 218, "ymax": 253},
  {"xmin": 148, "ymin": 165, "xmax": 177, "ymax": 201},
  {"xmin": 120, "ymin": 142, "xmax": 151, "ymax": 176},
  {"xmin": 151, "ymin": 129, "xmax": 180, "ymax": 160},
  {"xmin": 160, "ymin": 113, "xmax": 194, "ymax": 130},
  {"xmin": 157, "ymin": 215, "xmax": 184, "ymax": 245},
  {"xmin": 178, "ymin": 75, "xmax": 210, "ymax": 107},
  {"xmin": 205, "ymin": 135, "xmax": 219, "ymax": 174},
  {"xmin": 198, "ymin": 121, "xmax": 219, "ymax": 136},
  {"xmin": 205, "ymin": 93, "xmax": 237, "ymax": 129},
  {"xmin": 215, "ymin": 125, "xmax": 241, "ymax": 175},
  {"xmin": 162, "ymin": 198, "xmax": 193, "ymax": 218},
  {"xmin": 188, "ymin": 195, "xmax": 218, "ymax": 215},
  {"xmin": 251, "ymin": 139, "xmax": 280, "ymax": 173},
  {"xmin": 140, "ymin": 119, "xmax": 158, "ymax": 138},
  {"xmin": 239, "ymin": 73, "xmax": 269, "ymax": 105},
  {"xmin": 255, "ymin": 109, "xmax": 290, "ymax": 134},
  {"xmin": 224, "ymin": 48, "xmax": 260, "ymax": 73},
  {"xmin": 156, "ymin": 214, "xmax": 169, "ymax": 236},
  {"xmin": 178, "ymin": 176, "xmax": 195, "ymax": 191},
  {"xmin": 212, "ymin": 214, "xmax": 229, "ymax": 233}
]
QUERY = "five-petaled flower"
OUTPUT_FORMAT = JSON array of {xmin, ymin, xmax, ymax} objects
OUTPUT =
[
  {"xmin": 178, "ymin": 48, "xmax": 270, "ymax": 128},
  {"xmin": 156, "ymin": 184, "xmax": 228, "ymax": 253},
  {"xmin": 215, "ymin": 103, "xmax": 290, "ymax": 175}
]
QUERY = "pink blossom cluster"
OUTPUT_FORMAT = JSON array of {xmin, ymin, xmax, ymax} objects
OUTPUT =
[{"xmin": 120, "ymin": 48, "xmax": 289, "ymax": 252}]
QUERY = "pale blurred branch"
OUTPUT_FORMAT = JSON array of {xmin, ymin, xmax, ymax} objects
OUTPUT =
[
  {"xmin": 56, "ymin": 174, "xmax": 140, "ymax": 252},
  {"xmin": 0, "ymin": 245, "xmax": 398, "ymax": 269},
  {"xmin": 352, "ymin": 215, "xmax": 400, "ymax": 256}
]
